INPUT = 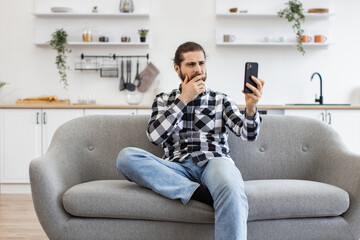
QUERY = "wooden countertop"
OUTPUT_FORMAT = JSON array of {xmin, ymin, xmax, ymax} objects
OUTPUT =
[{"xmin": 1, "ymin": 104, "xmax": 360, "ymax": 110}]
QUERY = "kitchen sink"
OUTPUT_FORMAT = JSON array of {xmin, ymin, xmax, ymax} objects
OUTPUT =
[{"xmin": 286, "ymin": 103, "xmax": 351, "ymax": 106}]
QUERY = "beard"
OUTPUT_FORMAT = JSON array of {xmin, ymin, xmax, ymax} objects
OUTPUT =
[{"xmin": 179, "ymin": 69, "xmax": 207, "ymax": 82}]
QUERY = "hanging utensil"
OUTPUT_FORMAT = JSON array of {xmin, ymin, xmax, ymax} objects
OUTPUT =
[
  {"xmin": 124, "ymin": 59, "xmax": 129, "ymax": 89},
  {"xmin": 126, "ymin": 59, "xmax": 136, "ymax": 91},
  {"xmin": 119, "ymin": 59, "xmax": 125, "ymax": 91},
  {"xmin": 134, "ymin": 59, "xmax": 140, "ymax": 87}
]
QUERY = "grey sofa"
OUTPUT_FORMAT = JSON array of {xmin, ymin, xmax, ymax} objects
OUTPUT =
[{"xmin": 30, "ymin": 115, "xmax": 360, "ymax": 240}]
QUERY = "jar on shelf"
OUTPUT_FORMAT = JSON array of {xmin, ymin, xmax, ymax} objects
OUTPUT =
[
  {"xmin": 119, "ymin": 0, "xmax": 134, "ymax": 13},
  {"xmin": 82, "ymin": 27, "xmax": 93, "ymax": 42}
]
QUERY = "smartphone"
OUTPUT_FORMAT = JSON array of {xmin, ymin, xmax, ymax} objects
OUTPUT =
[{"xmin": 244, "ymin": 62, "xmax": 259, "ymax": 93}]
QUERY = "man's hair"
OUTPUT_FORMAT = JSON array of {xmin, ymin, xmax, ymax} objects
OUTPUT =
[{"xmin": 173, "ymin": 42, "xmax": 206, "ymax": 66}]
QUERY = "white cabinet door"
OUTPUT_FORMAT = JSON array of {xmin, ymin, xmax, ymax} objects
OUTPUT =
[
  {"xmin": 42, "ymin": 109, "xmax": 84, "ymax": 155},
  {"xmin": 137, "ymin": 109, "xmax": 152, "ymax": 115},
  {"xmin": 84, "ymin": 109, "xmax": 137, "ymax": 115},
  {"xmin": 0, "ymin": 109, "xmax": 42, "ymax": 183},
  {"xmin": 327, "ymin": 110, "xmax": 360, "ymax": 155},
  {"xmin": 284, "ymin": 109, "xmax": 326, "ymax": 121},
  {"xmin": 285, "ymin": 109, "xmax": 360, "ymax": 155}
]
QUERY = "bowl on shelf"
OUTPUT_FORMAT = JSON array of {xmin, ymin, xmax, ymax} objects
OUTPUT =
[{"xmin": 229, "ymin": 8, "xmax": 238, "ymax": 13}]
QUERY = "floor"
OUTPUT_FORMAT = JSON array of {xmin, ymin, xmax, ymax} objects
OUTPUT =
[{"xmin": 0, "ymin": 194, "xmax": 48, "ymax": 240}]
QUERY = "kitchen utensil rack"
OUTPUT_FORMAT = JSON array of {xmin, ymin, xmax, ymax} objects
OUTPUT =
[
  {"xmin": 75, "ymin": 53, "xmax": 149, "ymax": 71},
  {"xmin": 81, "ymin": 53, "xmax": 149, "ymax": 60}
]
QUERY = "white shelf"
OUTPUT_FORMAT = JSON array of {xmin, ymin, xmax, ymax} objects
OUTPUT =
[
  {"xmin": 216, "ymin": 12, "xmax": 334, "ymax": 19},
  {"xmin": 33, "ymin": 12, "xmax": 149, "ymax": 18},
  {"xmin": 36, "ymin": 42, "xmax": 150, "ymax": 47},
  {"xmin": 217, "ymin": 42, "xmax": 331, "ymax": 48}
]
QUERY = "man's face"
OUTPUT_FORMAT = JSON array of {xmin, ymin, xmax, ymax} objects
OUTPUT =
[{"xmin": 175, "ymin": 51, "xmax": 207, "ymax": 82}]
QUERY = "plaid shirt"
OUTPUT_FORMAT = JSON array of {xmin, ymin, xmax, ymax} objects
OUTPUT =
[{"xmin": 146, "ymin": 86, "xmax": 262, "ymax": 166}]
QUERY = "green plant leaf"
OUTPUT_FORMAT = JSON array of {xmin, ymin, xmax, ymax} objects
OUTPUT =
[
  {"xmin": 0, "ymin": 82, "xmax": 7, "ymax": 89},
  {"xmin": 50, "ymin": 28, "xmax": 72, "ymax": 88},
  {"xmin": 277, "ymin": 0, "xmax": 306, "ymax": 55}
]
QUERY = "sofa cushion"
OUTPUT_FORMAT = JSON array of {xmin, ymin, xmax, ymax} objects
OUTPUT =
[
  {"xmin": 63, "ymin": 179, "xmax": 349, "ymax": 223},
  {"xmin": 63, "ymin": 180, "xmax": 215, "ymax": 224},
  {"xmin": 245, "ymin": 179, "xmax": 349, "ymax": 221}
]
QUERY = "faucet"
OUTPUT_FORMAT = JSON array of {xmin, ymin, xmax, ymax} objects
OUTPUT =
[{"xmin": 310, "ymin": 72, "xmax": 323, "ymax": 105}]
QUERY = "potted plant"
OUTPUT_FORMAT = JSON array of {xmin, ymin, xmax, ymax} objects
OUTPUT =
[
  {"xmin": 278, "ymin": 0, "xmax": 306, "ymax": 55},
  {"xmin": 0, "ymin": 82, "xmax": 8, "ymax": 89},
  {"xmin": 49, "ymin": 28, "xmax": 72, "ymax": 88},
  {"xmin": 138, "ymin": 29, "xmax": 149, "ymax": 43}
]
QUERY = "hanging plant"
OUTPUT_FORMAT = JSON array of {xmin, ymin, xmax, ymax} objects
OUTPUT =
[
  {"xmin": 278, "ymin": 0, "xmax": 306, "ymax": 55},
  {"xmin": 49, "ymin": 28, "xmax": 72, "ymax": 89}
]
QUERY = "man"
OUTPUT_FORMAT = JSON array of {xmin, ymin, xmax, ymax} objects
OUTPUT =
[{"xmin": 116, "ymin": 42, "xmax": 264, "ymax": 240}]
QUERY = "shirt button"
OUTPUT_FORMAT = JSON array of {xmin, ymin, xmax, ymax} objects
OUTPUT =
[
  {"xmin": 88, "ymin": 145, "xmax": 94, "ymax": 151},
  {"xmin": 259, "ymin": 147, "xmax": 265, "ymax": 152}
]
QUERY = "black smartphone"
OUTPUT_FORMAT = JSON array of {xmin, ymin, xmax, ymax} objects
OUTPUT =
[{"xmin": 244, "ymin": 62, "xmax": 258, "ymax": 93}]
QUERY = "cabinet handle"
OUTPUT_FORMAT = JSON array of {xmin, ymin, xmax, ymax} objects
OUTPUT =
[
  {"xmin": 327, "ymin": 113, "xmax": 332, "ymax": 125},
  {"xmin": 36, "ymin": 112, "xmax": 40, "ymax": 124},
  {"xmin": 321, "ymin": 112, "xmax": 325, "ymax": 122},
  {"xmin": 43, "ymin": 112, "xmax": 47, "ymax": 125}
]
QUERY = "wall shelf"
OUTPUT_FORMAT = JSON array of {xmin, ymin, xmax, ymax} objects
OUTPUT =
[
  {"xmin": 34, "ymin": 0, "xmax": 151, "ymax": 49},
  {"xmin": 32, "ymin": 12, "xmax": 150, "ymax": 18},
  {"xmin": 216, "ymin": 13, "xmax": 334, "ymax": 20},
  {"xmin": 215, "ymin": 0, "xmax": 332, "ymax": 50},
  {"xmin": 35, "ymin": 42, "xmax": 150, "ymax": 47},
  {"xmin": 217, "ymin": 42, "xmax": 331, "ymax": 48}
]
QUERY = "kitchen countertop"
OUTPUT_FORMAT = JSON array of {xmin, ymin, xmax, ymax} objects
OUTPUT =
[{"xmin": 1, "ymin": 104, "xmax": 360, "ymax": 109}]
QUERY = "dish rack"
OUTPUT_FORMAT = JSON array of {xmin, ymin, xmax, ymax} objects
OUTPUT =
[{"xmin": 74, "ymin": 53, "xmax": 149, "ymax": 78}]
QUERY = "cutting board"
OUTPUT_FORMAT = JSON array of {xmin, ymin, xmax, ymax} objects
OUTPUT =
[
  {"xmin": 16, "ymin": 99, "xmax": 70, "ymax": 105},
  {"xmin": 308, "ymin": 8, "xmax": 329, "ymax": 13}
]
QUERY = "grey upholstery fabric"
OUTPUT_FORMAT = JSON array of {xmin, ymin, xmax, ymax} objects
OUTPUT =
[
  {"xmin": 30, "ymin": 115, "xmax": 360, "ymax": 240},
  {"xmin": 63, "ymin": 179, "xmax": 349, "ymax": 222},
  {"xmin": 247, "ymin": 217, "xmax": 355, "ymax": 240},
  {"xmin": 63, "ymin": 180, "xmax": 214, "ymax": 223},
  {"xmin": 58, "ymin": 217, "xmax": 354, "ymax": 240},
  {"xmin": 245, "ymin": 179, "xmax": 349, "ymax": 221}
]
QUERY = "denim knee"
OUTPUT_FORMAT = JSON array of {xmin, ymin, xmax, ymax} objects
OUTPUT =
[{"xmin": 116, "ymin": 147, "xmax": 138, "ymax": 174}]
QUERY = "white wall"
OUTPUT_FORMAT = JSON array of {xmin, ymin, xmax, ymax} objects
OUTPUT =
[{"xmin": 0, "ymin": 0, "xmax": 360, "ymax": 106}]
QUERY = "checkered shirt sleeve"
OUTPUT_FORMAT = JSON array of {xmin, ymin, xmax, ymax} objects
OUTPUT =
[
  {"xmin": 146, "ymin": 94, "xmax": 186, "ymax": 145},
  {"xmin": 223, "ymin": 95, "xmax": 261, "ymax": 141}
]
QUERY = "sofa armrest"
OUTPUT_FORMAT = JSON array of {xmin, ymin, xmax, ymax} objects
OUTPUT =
[
  {"xmin": 314, "ymin": 147, "xmax": 360, "ymax": 239},
  {"xmin": 30, "ymin": 149, "xmax": 83, "ymax": 240}
]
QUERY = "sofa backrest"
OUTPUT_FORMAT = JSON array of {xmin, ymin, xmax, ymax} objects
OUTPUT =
[
  {"xmin": 49, "ymin": 114, "xmax": 342, "ymax": 182},
  {"xmin": 228, "ymin": 115, "xmax": 342, "ymax": 180}
]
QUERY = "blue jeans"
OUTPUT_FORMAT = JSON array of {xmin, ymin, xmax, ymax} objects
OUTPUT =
[{"xmin": 116, "ymin": 147, "xmax": 248, "ymax": 240}]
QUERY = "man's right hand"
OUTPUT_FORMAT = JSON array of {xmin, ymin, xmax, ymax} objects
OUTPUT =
[{"xmin": 178, "ymin": 74, "xmax": 206, "ymax": 105}]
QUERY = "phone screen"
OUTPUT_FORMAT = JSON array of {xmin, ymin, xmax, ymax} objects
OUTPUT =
[{"xmin": 244, "ymin": 62, "xmax": 258, "ymax": 93}]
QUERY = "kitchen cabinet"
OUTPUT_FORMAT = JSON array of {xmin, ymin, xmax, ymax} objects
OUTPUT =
[
  {"xmin": 41, "ymin": 109, "xmax": 84, "ymax": 154},
  {"xmin": 137, "ymin": 109, "xmax": 152, "ymax": 115},
  {"xmin": 0, "ymin": 109, "xmax": 83, "ymax": 183},
  {"xmin": 284, "ymin": 109, "xmax": 360, "ymax": 155},
  {"xmin": 215, "ymin": 0, "xmax": 332, "ymax": 49},
  {"xmin": 84, "ymin": 109, "xmax": 151, "ymax": 115},
  {"xmin": 0, "ymin": 109, "xmax": 41, "ymax": 183},
  {"xmin": 85, "ymin": 109, "xmax": 137, "ymax": 116}
]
